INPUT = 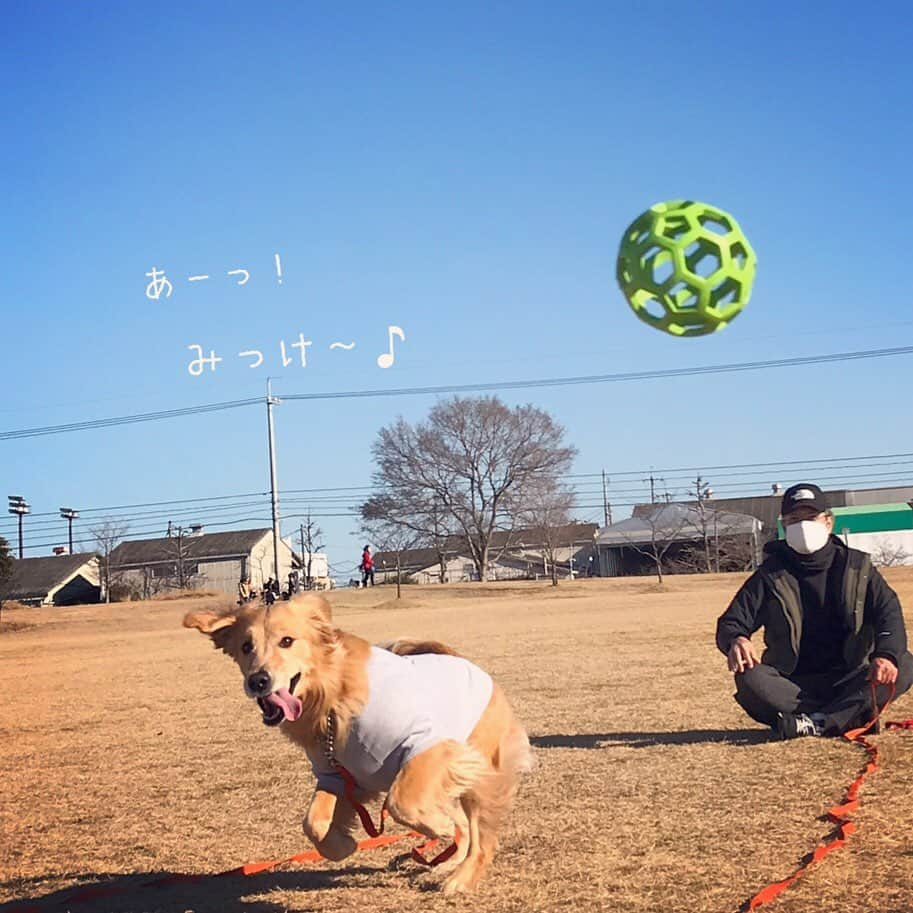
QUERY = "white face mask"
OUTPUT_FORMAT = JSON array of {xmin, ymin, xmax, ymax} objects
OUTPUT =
[{"xmin": 785, "ymin": 520, "xmax": 830, "ymax": 555}]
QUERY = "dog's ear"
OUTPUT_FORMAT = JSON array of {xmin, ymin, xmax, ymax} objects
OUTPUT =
[
  {"xmin": 311, "ymin": 595, "xmax": 333, "ymax": 624},
  {"xmin": 288, "ymin": 594, "xmax": 337, "ymax": 647},
  {"xmin": 288, "ymin": 594, "xmax": 333, "ymax": 624},
  {"xmin": 183, "ymin": 610, "xmax": 237, "ymax": 634},
  {"xmin": 183, "ymin": 610, "xmax": 238, "ymax": 652}
]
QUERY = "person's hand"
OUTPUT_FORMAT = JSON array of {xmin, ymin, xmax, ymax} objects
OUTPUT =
[
  {"xmin": 870, "ymin": 656, "xmax": 898, "ymax": 685},
  {"xmin": 727, "ymin": 636, "xmax": 759, "ymax": 674}
]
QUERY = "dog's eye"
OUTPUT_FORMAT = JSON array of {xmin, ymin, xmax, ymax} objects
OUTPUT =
[
  {"xmin": 242, "ymin": 640, "xmax": 253, "ymax": 655},
  {"xmin": 278, "ymin": 636, "xmax": 294, "ymax": 648}
]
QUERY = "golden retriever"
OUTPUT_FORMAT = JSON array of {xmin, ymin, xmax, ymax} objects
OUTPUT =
[{"xmin": 184, "ymin": 594, "xmax": 532, "ymax": 893}]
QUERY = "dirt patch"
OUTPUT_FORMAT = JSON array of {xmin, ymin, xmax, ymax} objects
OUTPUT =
[{"xmin": 0, "ymin": 619, "xmax": 36, "ymax": 635}]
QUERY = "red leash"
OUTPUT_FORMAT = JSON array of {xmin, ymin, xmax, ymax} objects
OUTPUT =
[
  {"xmin": 6, "ymin": 778, "xmax": 459, "ymax": 913},
  {"xmin": 335, "ymin": 763, "xmax": 461, "ymax": 866},
  {"xmin": 3, "ymin": 832, "xmax": 416, "ymax": 913},
  {"xmin": 325, "ymin": 710, "xmax": 460, "ymax": 868},
  {"xmin": 6, "ymin": 764, "xmax": 461, "ymax": 913},
  {"xmin": 743, "ymin": 681, "xmax": 912, "ymax": 911}
]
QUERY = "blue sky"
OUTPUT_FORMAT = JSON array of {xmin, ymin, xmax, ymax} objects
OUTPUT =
[{"xmin": 2, "ymin": 2, "xmax": 913, "ymax": 570}]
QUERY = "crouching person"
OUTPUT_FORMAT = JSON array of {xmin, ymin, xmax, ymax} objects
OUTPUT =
[{"xmin": 716, "ymin": 483, "xmax": 913, "ymax": 739}]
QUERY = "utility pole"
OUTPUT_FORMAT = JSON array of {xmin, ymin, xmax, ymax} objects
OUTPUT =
[
  {"xmin": 601, "ymin": 470, "xmax": 612, "ymax": 526},
  {"xmin": 714, "ymin": 512, "xmax": 720, "ymax": 573},
  {"xmin": 8, "ymin": 496, "xmax": 29, "ymax": 558},
  {"xmin": 306, "ymin": 509, "xmax": 315, "ymax": 588},
  {"xmin": 176, "ymin": 525, "xmax": 186, "ymax": 588},
  {"xmin": 647, "ymin": 473, "xmax": 656, "ymax": 503},
  {"xmin": 266, "ymin": 378, "xmax": 282, "ymax": 582},
  {"xmin": 642, "ymin": 473, "xmax": 665, "ymax": 505},
  {"xmin": 299, "ymin": 522, "xmax": 306, "ymax": 588},
  {"xmin": 60, "ymin": 507, "xmax": 79, "ymax": 554}
]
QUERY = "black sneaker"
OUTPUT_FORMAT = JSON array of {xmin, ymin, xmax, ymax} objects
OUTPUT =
[{"xmin": 777, "ymin": 712, "xmax": 822, "ymax": 740}]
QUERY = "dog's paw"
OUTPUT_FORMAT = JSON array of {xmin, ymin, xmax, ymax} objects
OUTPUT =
[
  {"xmin": 317, "ymin": 830, "xmax": 358, "ymax": 862},
  {"xmin": 441, "ymin": 867, "xmax": 478, "ymax": 895},
  {"xmin": 303, "ymin": 814, "xmax": 333, "ymax": 844}
]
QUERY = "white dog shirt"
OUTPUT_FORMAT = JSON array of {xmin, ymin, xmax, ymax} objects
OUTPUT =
[{"xmin": 307, "ymin": 646, "xmax": 493, "ymax": 795}]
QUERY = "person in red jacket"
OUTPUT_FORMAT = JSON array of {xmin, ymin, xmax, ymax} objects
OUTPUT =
[{"xmin": 360, "ymin": 545, "xmax": 375, "ymax": 587}]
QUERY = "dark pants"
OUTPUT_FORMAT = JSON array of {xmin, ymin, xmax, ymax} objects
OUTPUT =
[
  {"xmin": 734, "ymin": 651, "xmax": 913, "ymax": 736},
  {"xmin": 362, "ymin": 569, "xmax": 374, "ymax": 586}
]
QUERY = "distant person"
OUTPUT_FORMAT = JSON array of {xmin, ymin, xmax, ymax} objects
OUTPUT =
[
  {"xmin": 264, "ymin": 577, "xmax": 276, "ymax": 606},
  {"xmin": 238, "ymin": 576, "xmax": 251, "ymax": 604},
  {"xmin": 288, "ymin": 569, "xmax": 300, "ymax": 596},
  {"xmin": 717, "ymin": 483, "xmax": 913, "ymax": 739},
  {"xmin": 360, "ymin": 545, "xmax": 375, "ymax": 587}
]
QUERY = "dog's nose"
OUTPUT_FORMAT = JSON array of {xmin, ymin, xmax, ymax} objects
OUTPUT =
[{"xmin": 247, "ymin": 670, "xmax": 271, "ymax": 695}]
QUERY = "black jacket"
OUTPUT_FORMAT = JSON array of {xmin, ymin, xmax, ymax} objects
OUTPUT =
[{"xmin": 716, "ymin": 537, "xmax": 907, "ymax": 675}]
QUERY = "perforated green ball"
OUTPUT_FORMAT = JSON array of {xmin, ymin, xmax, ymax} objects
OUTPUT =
[{"xmin": 616, "ymin": 200, "xmax": 757, "ymax": 337}]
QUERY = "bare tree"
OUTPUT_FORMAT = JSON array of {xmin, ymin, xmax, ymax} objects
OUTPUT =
[
  {"xmin": 620, "ymin": 505, "xmax": 690, "ymax": 584},
  {"xmin": 0, "ymin": 535, "xmax": 14, "ymax": 623},
  {"xmin": 871, "ymin": 541, "xmax": 911, "ymax": 567},
  {"xmin": 298, "ymin": 511, "xmax": 325, "ymax": 589},
  {"xmin": 664, "ymin": 507, "xmax": 759, "ymax": 576},
  {"xmin": 713, "ymin": 527, "xmax": 759, "ymax": 572},
  {"xmin": 360, "ymin": 493, "xmax": 456, "ymax": 584},
  {"xmin": 368, "ymin": 396, "xmax": 576, "ymax": 582},
  {"xmin": 159, "ymin": 526, "xmax": 200, "ymax": 591},
  {"xmin": 140, "ymin": 565, "xmax": 168, "ymax": 600},
  {"xmin": 517, "ymin": 482, "xmax": 575, "ymax": 586},
  {"xmin": 686, "ymin": 475, "xmax": 714, "ymax": 573},
  {"xmin": 360, "ymin": 516, "xmax": 420, "ymax": 600},
  {"xmin": 90, "ymin": 519, "xmax": 130, "ymax": 603}
]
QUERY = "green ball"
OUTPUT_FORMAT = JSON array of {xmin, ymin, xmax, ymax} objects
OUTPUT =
[{"xmin": 616, "ymin": 200, "xmax": 757, "ymax": 337}]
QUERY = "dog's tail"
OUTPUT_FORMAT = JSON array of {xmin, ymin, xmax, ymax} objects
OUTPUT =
[
  {"xmin": 481, "ymin": 716, "xmax": 533, "ymax": 853},
  {"xmin": 379, "ymin": 637, "xmax": 462, "ymax": 658},
  {"xmin": 500, "ymin": 718, "xmax": 535, "ymax": 780}
]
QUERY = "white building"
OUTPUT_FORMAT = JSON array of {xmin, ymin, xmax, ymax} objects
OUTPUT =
[
  {"xmin": 0, "ymin": 553, "xmax": 100, "ymax": 606},
  {"xmin": 112, "ymin": 528, "xmax": 294, "ymax": 598}
]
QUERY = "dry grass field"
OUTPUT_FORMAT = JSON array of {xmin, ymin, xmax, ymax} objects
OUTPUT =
[{"xmin": 2, "ymin": 572, "xmax": 912, "ymax": 913}]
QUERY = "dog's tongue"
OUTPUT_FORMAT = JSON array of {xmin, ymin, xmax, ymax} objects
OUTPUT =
[{"xmin": 264, "ymin": 688, "xmax": 302, "ymax": 722}]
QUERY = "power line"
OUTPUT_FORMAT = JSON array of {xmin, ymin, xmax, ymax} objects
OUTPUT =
[
  {"xmin": 0, "ymin": 490, "xmax": 269, "ymax": 521},
  {"xmin": 0, "ymin": 397, "xmax": 260, "ymax": 441},
  {"xmin": 3, "ymin": 344, "xmax": 912, "ymax": 441},
  {"xmin": 6, "ymin": 449, "xmax": 913, "ymax": 555},
  {"xmin": 17, "ymin": 454, "xmax": 909, "ymax": 536},
  {"xmin": 572, "ymin": 450, "xmax": 913, "ymax": 479},
  {"xmin": 281, "ymin": 345, "xmax": 913, "ymax": 403},
  {"xmin": 572, "ymin": 468, "xmax": 913, "ymax": 498},
  {"xmin": 0, "ymin": 489, "xmax": 364, "ymax": 531},
  {"xmin": 5, "ymin": 459, "xmax": 913, "ymax": 539},
  {"xmin": 16, "ymin": 511, "xmax": 365, "ymax": 555},
  {"xmin": 1, "ymin": 500, "xmax": 272, "ymax": 535}
]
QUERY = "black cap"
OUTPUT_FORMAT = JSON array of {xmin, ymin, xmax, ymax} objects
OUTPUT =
[{"xmin": 780, "ymin": 483, "xmax": 828, "ymax": 517}]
